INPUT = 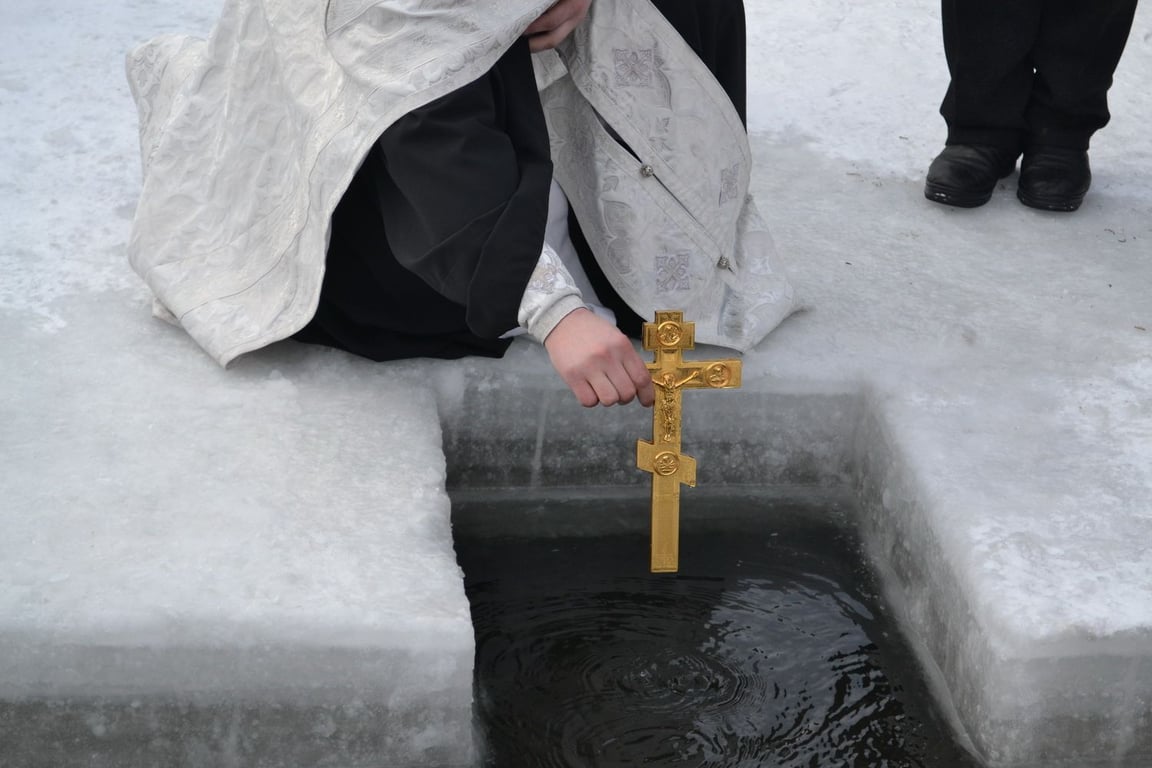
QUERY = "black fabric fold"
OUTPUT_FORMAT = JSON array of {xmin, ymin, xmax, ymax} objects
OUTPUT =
[{"xmin": 295, "ymin": 38, "xmax": 551, "ymax": 360}]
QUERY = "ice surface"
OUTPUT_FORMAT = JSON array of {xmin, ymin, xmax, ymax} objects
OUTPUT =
[
  {"xmin": 1, "ymin": 0, "xmax": 1150, "ymax": 766},
  {"xmin": 0, "ymin": 5, "xmax": 477, "ymax": 757}
]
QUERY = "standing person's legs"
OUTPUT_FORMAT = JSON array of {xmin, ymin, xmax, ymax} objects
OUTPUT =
[{"xmin": 925, "ymin": 0, "xmax": 1042, "ymax": 207}]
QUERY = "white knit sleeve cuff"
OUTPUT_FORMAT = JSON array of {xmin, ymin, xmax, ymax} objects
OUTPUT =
[{"xmin": 517, "ymin": 243, "xmax": 587, "ymax": 343}]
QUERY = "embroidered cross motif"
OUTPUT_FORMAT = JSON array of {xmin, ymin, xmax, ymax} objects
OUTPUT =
[
  {"xmin": 719, "ymin": 163, "xmax": 742, "ymax": 205},
  {"xmin": 614, "ymin": 49, "xmax": 655, "ymax": 87},
  {"xmin": 655, "ymin": 253, "xmax": 691, "ymax": 293}
]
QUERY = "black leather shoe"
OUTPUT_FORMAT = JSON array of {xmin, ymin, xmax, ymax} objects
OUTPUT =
[
  {"xmin": 924, "ymin": 145, "xmax": 1018, "ymax": 208},
  {"xmin": 1017, "ymin": 147, "xmax": 1091, "ymax": 212}
]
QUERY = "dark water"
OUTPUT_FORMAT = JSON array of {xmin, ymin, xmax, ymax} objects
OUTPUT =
[{"xmin": 453, "ymin": 493, "xmax": 981, "ymax": 768}]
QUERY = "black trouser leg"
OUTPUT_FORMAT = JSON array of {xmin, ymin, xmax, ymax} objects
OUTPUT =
[
  {"xmin": 939, "ymin": 0, "xmax": 1043, "ymax": 153},
  {"xmin": 1026, "ymin": 0, "xmax": 1137, "ymax": 150}
]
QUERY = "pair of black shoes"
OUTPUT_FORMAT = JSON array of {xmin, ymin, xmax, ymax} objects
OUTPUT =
[{"xmin": 924, "ymin": 145, "xmax": 1091, "ymax": 211}]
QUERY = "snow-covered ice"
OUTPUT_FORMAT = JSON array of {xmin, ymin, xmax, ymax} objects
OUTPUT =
[{"xmin": 1, "ymin": 0, "xmax": 1150, "ymax": 766}]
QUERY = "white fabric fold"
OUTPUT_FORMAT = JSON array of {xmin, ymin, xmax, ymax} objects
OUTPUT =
[{"xmin": 126, "ymin": 0, "xmax": 796, "ymax": 366}]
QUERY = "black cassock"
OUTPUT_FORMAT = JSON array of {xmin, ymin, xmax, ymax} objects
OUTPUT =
[{"xmin": 295, "ymin": 0, "xmax": 748, "ymax": 362}]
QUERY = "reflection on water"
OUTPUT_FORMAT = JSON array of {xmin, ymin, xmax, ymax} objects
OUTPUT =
[{"xmin": 454, "ymin": 494, "xmax": 980, "ymax": 768}]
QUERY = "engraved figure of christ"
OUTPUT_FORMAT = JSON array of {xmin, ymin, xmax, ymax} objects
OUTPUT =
[{"xmin": 636, "ymin": 311, "xmax": 742, "ymax": 573}]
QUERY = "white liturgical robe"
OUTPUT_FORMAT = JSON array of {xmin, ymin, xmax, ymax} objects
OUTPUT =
[{"xmin": 126, "ymin": 0, "xmax": 796, "ymax": 366}]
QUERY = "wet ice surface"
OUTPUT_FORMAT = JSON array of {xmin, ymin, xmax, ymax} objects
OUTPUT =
[
  {"xmin": 455, "ymin": 493, "xmax": 980, "ymax": 768},
  {"xmin": 2, "ymin": 0, "xmax": 1151, "ymax": 764},
  {"xmin": 0, "ymin": 698, "xmax": 434, "ymax": 768}
]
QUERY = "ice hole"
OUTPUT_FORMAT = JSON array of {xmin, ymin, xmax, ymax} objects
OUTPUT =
[
  {"xmin": 444, "ymin": 385, "xmax": 981, "ymax": 765},
  {"xmin": 440, "ymin": 382, "xmax": 1152, "ymax": 768},
  {"xmin": 451, "ymin": 488, "xmax": 981, "ymax": 767}
]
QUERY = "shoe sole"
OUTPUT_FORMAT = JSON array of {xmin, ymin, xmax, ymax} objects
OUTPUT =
[
  {"xmin": 1017, "ymin": 188, "xmax": 1084, "ymax": 212},
  {"xmin": 923, "ymin": 165, "xmax": 1015, "ymax": 209},
  {"xmin": 924, "ymin": 183, "xmax": 993, "ymax": 208}
]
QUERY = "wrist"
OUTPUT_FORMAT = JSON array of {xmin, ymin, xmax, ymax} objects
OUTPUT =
[{"xmin": 536, "ymin": 298, "xmax": 590, "ymax": 345}]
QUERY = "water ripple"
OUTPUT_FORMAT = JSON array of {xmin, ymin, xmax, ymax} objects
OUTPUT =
[{"xmin": 460, "ymin": 505, "xmax": 979, "ymax": 768}]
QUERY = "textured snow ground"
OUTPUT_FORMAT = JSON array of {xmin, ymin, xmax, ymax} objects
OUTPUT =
[{"xmin": 1, "ymin": 1, "xmax": 1150, "ymax": 766}]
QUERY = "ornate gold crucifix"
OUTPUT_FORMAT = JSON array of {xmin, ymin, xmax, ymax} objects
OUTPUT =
[{"xmin": 636, "ymin": 311, "xmax": 742, "ymax": 573}]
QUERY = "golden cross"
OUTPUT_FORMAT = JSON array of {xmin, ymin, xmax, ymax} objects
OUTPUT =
[{"xmin": 636, "ymin": 311, "xmax": 742, "ymax": 573}]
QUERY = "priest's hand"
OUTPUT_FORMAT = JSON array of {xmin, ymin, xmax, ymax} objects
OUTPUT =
[
  {"xmin": 524, "ymin": 0, "xmax": 591, "ymax": 52},
  {"xmin": 545, "ymin": 308, "xmax": 655, "ymax": 408}
]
